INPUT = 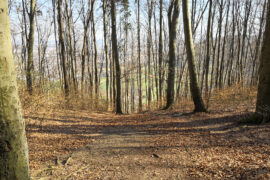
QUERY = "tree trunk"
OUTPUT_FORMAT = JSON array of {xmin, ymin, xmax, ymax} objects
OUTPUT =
[
  {"xmin": 215, "ymin": 0, "xmax": 224, "ymax": 88},
  {"xmin": 251, "ymin": 0, "xmax": 267, "ymax": 86},
  {"xmin": 0, "ymin": 1, "xmax": 29, "ymax": 178},
  {"xmin": 147, "ymin": 0, "xmax": 153, "ymax": 110},
  {"xmin": 256, "ymin": 1, "xmax": 270, "ymax": 122},
  {"xmin": 103, "ymin": 0, "xmax": 109, "ymax": 106},
  {"xmin": 81, "ymin": 4, "xmax": 92, "ymax": 93},
  {"xmin": 158, "ymin": 0, "xmax": 163, "ymax": 107},
  {"xmin": 218, "ymin": 1, "xmax": 230, "ymax": 89},
  {"xmin": 164, "ymin": 0, "xmax": 180, "ymax": 109},
  {"xmin": 137, "ymin": 0, "xmax": 142, "ymax": 112},
  {"xmin": 65, "ymin": 0, "xmax": 77, "ymax": 92},
  {"xmin": 182, "ymin": 0, "xmax": 207, "ymax": 112},
  {"xmin": 26, "ymin": 0, "xmax": 36, "ymax": 95},
  {"xmin": 57, "ymin": 0, "xmax": 69, "ymax": 97},
  {"xmin": 111, "ymin": 0, "xmax": 122, "ymax": 114},
  {"xmin": 90, "ymin": 0, "xmax": 98, "ymax": 97},
  {"xmin": 204, "ymin": 0, "xmax": 212, "ymax": 95},
  {"xmin": 227, "ymin": 0, "xmax": 235, "ymax": 87},
  {"xmin": 239, "ymin": 0, "xmax": 252, "ymax": 84}
]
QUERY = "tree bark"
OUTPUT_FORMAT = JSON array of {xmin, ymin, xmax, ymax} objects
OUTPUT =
[
  {"xmin": 164, "ymin": 0, "xmax": 180, "ymax": 109},
  {"xmin": 204, "ymin": 0, "xmax": 212, "ymax": 95},
  {"xmin": 147, "ymin": 0, "xmax": 154, "ymax": 110},
  {"xmin": 91, "ymin": 0, "xmax": 98, "ymax": 97},
  {"xmin": 103, "ymin": 0, "xmax": 109, "ymax": 106},
  {"xmin": 0, "ymin": 1, "xmax": 30, "ymax": 178},
  {"xmin": 57, "ymin": 0, "xmax": 69, "ymax": 97},
  {"xmin": 81, "ymin": 3, "xmax": 92, "ymax": 93},
  {"xmin": 256, "ymin": 1, "xmax": 270, "ymax": 122},
  {"xmin": 158, "ymin": 0, "xmax": 163, "ymax": 107},
  {"xmin": 182, "ymin": 0, "xmax": 207, "ymax": 112},
  {"xmin": 251, "ymin": 0, "xmax": 267, "ymax": 86},
  {"xmin": 26, "ymin": 0, "xmax": 36, "ymax": 95},
  {"xmin": 111, "ymin": 0, "xmax": 122, "ymax": 114},
  {"xmin": 215, "ymin": 0, "xmax": 224, "ymax": 88},
  {"xmin": 137, "ymin": 0, "xmax": 142, "ymax": 112},
  {"xmin": 218, "ymin": 1, "xmax": 230, "ymax": 89}
]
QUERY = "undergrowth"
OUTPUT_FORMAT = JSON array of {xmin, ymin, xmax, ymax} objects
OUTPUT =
[
  {"xmin": 18, "ymin": 83, "xmax": 108, "ymax": 115},
  {"xmin": 18, "ymin": 83, "xmax": 258, "ymax": 117}
]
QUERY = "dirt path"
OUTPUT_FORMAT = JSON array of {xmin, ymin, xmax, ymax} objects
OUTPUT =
[
  {"xmin": 32, "ymin": 125, "xmax": 186, "ymax": 180},
  {"xmin": 25, "ymin": 88, "xmax": 270, "ymax": 179},
  {"xmin": 28, "ymin": 105, "xmax": 270, "ymax": 179}
]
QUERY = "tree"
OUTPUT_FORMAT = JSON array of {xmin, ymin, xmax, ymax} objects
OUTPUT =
[
  {"xmin": 136, "ymin": 0, "xmax": 143, "ymax": 112},
  {"xmin": 26, "ymin": 0, "xmax": 36, "ymax": 95},
  {"xmin": 256, "ymin": 0, "xmax": 270, "ymax": 122},
  {"xmin": 147, "ymin": 0, "xmax": 154, "ymax": 109},
  {"xmin": 91, "ymin": 0, "xmax": 98, "ymax": 96},
  {"xmin": 164, "ymin": 0, "xmax": 180, "ymax": 109},
  {"xmin": 122, "ymin": 0, "xmax": 130, "ymax": 113},
  {"xmin": 158, "ymin": 0, "xmax": 163, "ymax": 106},
  {"xmin": 111, "ymin": 0, "xmax": 123, "ymax": 114},
  {"xmin": 57, "ymin": 0, "xmax": 69, "ymax": 97},
  {"xmin": 0, "ymin": 1, "xmax": 30, "ymax": 178},
  {"xmin": 182, "ymin": 0, "xmax": 207, "ymax": 112},
  {"xmin": 103, "ymin": 0, "xmax": 110, "ymax": 105},
  {"xmin": 64, "ymin": 0, "xmax": 77, "ymax": 92},
  {"xmin": 251, "ymin": 0, "xmax": 267, "ymax": 86},
  {"xmin": 204, "ymin": 0, "xmax": 212, "ymax": 95},
  {"xmin": 80, "ymin": 1, "xmax": 91, "ymax": 93}
]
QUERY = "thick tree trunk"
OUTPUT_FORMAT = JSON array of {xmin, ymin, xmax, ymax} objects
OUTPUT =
[
  {"xmin": 256, "ymin": 1, "xmax": 270, "ymax": 122},
  {"xmin": 164, "ymin": 0, "xmax": 180, "ymax": 109},
  {"xmin": 0, "ymin": 1, "xmax": 29, "ymax": 179},
  {"xmin": 182, "ymin": 0, "xmax": 207, "ymax": 112},
  {"xmin": 26, "ymin": 0, "xmax": 36, "ymax": 95},
  {"xmin": 111, "ymin": 0, "xmax": 122, "ymax": 114}
]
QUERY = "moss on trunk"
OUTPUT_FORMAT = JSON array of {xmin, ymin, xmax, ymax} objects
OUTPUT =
[{"xmin": 0, "ymin": 1, "xmax": 30, "ymax": 179}]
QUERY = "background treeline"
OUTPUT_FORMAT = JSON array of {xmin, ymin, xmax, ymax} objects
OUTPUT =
[{"xmin": 9, "ymin": 0, "xmax": 267, "ymax": 113}]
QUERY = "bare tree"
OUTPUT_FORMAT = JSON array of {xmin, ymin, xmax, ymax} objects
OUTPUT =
[
  {"xmin": 26, "ymin": 0, "xmax": 36, "ymax": 94},
  {"xmin": 103, "ymin": 0, "xmax": 110, "ymax": 105},
  {"xmin": 136, "ymin": 0, "xmax": 142, "ymax": 112},
  {"xmin": 164, "ymin": 0, "xmax": 180, "ymax": 109},
  {"xmin": 182, "ymin": 0, "xmax": 207, "ymax": 112},
  {"xmin": 111, "ymin": 0, "xmax": 123, "ymax": 114},
  {"xmin": 57, "ymin": 0, "xmax": 69, "ymax": 97}
]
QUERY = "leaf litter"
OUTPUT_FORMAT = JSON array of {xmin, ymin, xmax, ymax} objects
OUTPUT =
[{"xmin": 24, "ymin": 92, "xmax": 270, "ymax": 179}]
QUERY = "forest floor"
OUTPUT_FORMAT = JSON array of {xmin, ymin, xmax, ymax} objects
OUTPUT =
[{"xmin": 23, "ymin": 89, "xmax": 270, "ymax": 179}]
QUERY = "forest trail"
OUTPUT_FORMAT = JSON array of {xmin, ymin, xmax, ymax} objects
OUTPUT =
[
  {"xmin": 31, "ymin": 116, "xmax": 186, "ymax": 179},
  {"xmin": 27, "ymin": 99, "xmax": 270, "ymax": 179}
]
